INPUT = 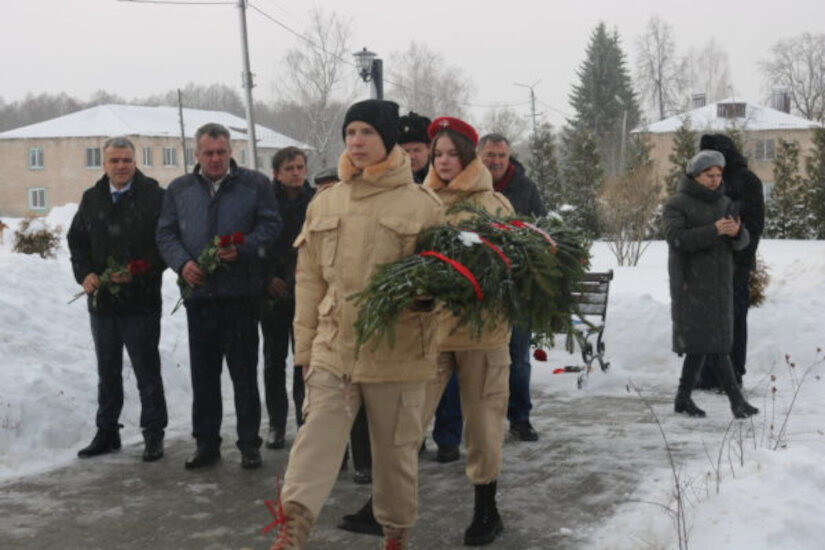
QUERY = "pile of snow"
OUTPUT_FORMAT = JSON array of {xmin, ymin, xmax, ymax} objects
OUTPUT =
[{"xmin": 0, "ymin": 207, "xmax": 823, "ymax": 549}]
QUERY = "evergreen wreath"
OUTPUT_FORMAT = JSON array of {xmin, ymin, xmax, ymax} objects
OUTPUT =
[{"xmin": 351, "ymin": 203, "xmax": 590, "ymax": 352}]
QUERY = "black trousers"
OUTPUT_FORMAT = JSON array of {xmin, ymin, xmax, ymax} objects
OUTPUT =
[
  {"xmin": 185, "ymin": 298, "xmax": 262, "ymax": 450},
  {"xmin": 260, "ymin": 300, "xmax": 304, "ymax": 433},
  {"xmin": 90, "ymin": 312, "xmax": 167, "ymax": 436}
]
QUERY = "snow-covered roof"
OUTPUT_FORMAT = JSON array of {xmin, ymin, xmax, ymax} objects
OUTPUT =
[
  {"xmin": 633, "ymin": 98, "xmax": 822, "ymax": 134},
  {"xmin": 0, "ymin": 104, "xmax": 310, "ymax": 150}
]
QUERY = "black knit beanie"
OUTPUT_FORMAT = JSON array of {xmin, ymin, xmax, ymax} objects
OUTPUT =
[
  {"xmin": 342, "ymin": 99, "xmax": 400, "ymax": 153},
  {"xmin": 398, "ymin": 111, "xmax": 432, "ymax": 145}
]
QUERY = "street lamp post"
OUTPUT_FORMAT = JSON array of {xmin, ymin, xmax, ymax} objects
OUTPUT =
[{"xmin": 354, "ymin": 47, "xmax": 383, "ymax": 100}]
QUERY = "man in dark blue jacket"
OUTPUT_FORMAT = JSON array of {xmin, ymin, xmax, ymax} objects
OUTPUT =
[
  {"xmin": 68, "ymin": 136, "xmax": 168, "ymax": 462},
  {"xmin": 157, "ymin": 123, "xmax": 281, "ymax": 470},
  {"xmin": 480, "ymin": 133, "xmax": 547, "ymax": 442},
  {"xmin": 261, "ymin": 146, "xmax": 314, "ymax": 450}
]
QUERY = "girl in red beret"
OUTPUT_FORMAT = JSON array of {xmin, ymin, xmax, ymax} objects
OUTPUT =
[{"xmin": 420, "ymin": 116, "xmax": 514, "ymax": 546}]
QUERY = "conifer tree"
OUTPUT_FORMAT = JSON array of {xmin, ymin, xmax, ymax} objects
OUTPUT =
[
  {"xmin": 561, "ymin": 128, "xmax": 603, "ymax": 238},
  {"xmin": 804, "ymin": 127, "xmax": 825, "ymax": 238},
  {"xmin": 665, "ymin": 117, "xmax": 697, "ymax": 195},
  {"xmin": 527, "ymin": 122, "xmax": 563, "ymax": 212},
  {"xmin": 569, "ymin": 22, "xmax": 641, "ymax": 177},
  {"xmin": 766, "ymin": 138, "xmax": 808, "ymax": 238}
]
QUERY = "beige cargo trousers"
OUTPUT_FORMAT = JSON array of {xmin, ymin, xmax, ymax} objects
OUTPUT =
[
  {"xmin": 281, "ymin": 367, "xmax": 426, "ymax": 528},
  {"xmin": 421, "ymin": 348, "xmax": 511, "ymax": 484}
]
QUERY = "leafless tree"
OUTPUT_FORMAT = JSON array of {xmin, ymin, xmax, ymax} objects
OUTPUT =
[
  {"xmin": 760, "ymin": 32, "xmax": 825, "ymax": 122},
  {"xmin": 684, "ymin": 39, "xmax": 734, "ymax": 105},
  {"xmin": 597, "ymin": 164, "xmax": 661, "ymax": 266},
  {"xmin": 386, "ymin": 42, "xmax": 475, "ymax": 119},
  {"xmin": 635, "ymin": 16, "xmax": 686, "ymax": 121},
  {"xmin": 277, "ymin": 9, "xmax": 357, "ymax": 166},
  {"xmin": 480, "ymin": 106, "xmax": 529, "ymax": 144}
]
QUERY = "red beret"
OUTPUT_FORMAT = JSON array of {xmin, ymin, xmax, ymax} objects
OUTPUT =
[{"xmin": 427, "ymin": 116, "xmax": 479, "ymax": 147}]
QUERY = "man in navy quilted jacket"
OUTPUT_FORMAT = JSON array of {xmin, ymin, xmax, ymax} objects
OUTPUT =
[{"xmin": 157, "ymin": 123, "xmax": 281, "ymax": 470}]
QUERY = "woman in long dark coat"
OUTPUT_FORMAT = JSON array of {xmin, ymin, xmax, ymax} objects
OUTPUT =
[{"xmin": 664, "ymin": 150, "xmax": 759, "ymax": 419}]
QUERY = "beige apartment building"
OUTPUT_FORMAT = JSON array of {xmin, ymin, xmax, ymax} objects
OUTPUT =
[
  {"xmin": 0, "ymin": 104, "xmax": 310, "ymax": 217},
  {"xmin": 633, "ymin": 97, "xmax": 823, "ymax": 198}
]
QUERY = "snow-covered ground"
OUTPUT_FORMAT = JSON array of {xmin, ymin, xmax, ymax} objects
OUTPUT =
[{"xmin": 1, "ymin": 206, "xmax": 823, "ymax": 549}]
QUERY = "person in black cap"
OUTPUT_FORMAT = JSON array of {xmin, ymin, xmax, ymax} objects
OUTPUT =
[
  {"xmin": 267, "ymin": 99, "xmax": 444, "ymax": 550},
  {"xmin": 398, "ymin": 111, "xmax": 432, "ymax": 183}
]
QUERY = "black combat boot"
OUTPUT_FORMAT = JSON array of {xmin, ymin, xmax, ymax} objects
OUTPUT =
[
  {"xmin": 142, "ymin": 431, "xmax": 164, "ymax": 462},
  {"xmin": 715, "ymin": 356, "xmax": 759, "ymax": 419},
  {"xmin": 674, "ymin": 355, "xmax": 706, "ymax": 417},
  {"xmin": 338, "ymin": 496, "xmax": 382, "ymax": 536},
  {"xmin": 464, "ymin": 481, "xmax": 503, "ymax": 546},
  {"xmin": 78, "ymin": 429, "xmax": 121, "ymax": 458}
]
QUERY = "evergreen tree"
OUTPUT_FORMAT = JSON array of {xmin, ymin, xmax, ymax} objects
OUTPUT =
[
  {"xmin": 625, "ymin": 131, "xmax": 654, "ymax": 172},
  {"xmin": 527, "ymin": 122, "xmax": 563, "ymax": 212},
  {"xmin": 561, "ymin": 128, "xmax": 603, "ymax": 238},
  {"xmin": 665, "ymin": 117, "xmax": 697, "ymax": 195},
  {"xmin": 765, "ymin": 138, "xmax": 808, "ymax": 238},
  {"xmin": 569, "ymin": 23, "xmax": 641, "ymax": 177},
  {"xmin": 804, "ymin": 127, "xmax": 825, "ymax": 238}
]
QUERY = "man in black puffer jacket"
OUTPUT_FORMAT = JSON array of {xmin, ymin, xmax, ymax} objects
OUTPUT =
[
  {"xmin": 697, "ymin": 134, "xmax": 765, "ymax": 388},
  {"xmin": 480, "ymin": 133, "xmax": 547, "ymax": 442},
  {"xmin": 261, "ymin": 146, "xmax": 314, "ymax": 450},
  {"xmin": 68, "ymin": 136, "xmax": 168, "ymax": 462}
]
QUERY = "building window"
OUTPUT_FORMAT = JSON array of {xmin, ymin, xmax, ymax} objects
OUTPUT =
[
  {"xmin": 142, "ymin": 147, "xmax": 153, "ymax": 166},
  {"xmin": 240, "ymin": 148, "xmax": 248, "ymax": 166},
  {"xmin": 763, "ymin": 181, "xmax": 774, "ymax": 202},
  {"xmin": 716, "ymin": 102, "xmax": 746, "ymax": 119},
  {"xmin": 28, "ymin": 187, "xmax": 47, "ymax": 210},
  {"xmin": 28, "ymin": 147, "xmax": 44, "ymax": 169},
  {"xmin": 163, "ymin": 147, "xmax": 177, "ymax": 167},
  {"xmin": 754, "ymin": 139, "xmax": 776, "ymax": 161},
  {"xmin": 85, "ymin": 147, "xmax": 102, "ymax": 168},
  {"xmin": 185, "ymin": 147, "xmax": 195, "ymax": 167}
]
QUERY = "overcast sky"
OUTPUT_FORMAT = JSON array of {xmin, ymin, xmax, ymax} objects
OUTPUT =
[{"xmin": 2, "ymin": 0, "xmax": 822, "ymax": 130}]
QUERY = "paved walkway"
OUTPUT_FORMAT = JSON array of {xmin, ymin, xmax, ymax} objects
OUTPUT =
[{"xmin": 0, "ymin": 382, "xmax": 681, "ymax": 550}]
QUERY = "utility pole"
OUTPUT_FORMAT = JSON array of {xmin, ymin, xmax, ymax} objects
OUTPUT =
[
  {"xmin": 237, "ymin": 0, "xmax": 259, "ymax": 170},
  {"xmin": 514, "ymin": 80, "xmax": 542, "ymax": 136},
  {"xmin": 177, "ymin": 89, "xmax": 188, "ymax": 174}
]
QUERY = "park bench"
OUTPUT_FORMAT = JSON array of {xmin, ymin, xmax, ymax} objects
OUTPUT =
[{"xmin": 565, "ymin": 270, "xmax": 613, "ymax": 388}]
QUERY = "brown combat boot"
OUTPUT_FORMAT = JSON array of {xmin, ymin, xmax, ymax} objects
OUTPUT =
[
  {"xmin": 266, "ymin": 501, "xmax": 313, "ymax": 550},
  {"xmin": 382, "ymin": 526, "xmax": 410, "ymax": 550}
]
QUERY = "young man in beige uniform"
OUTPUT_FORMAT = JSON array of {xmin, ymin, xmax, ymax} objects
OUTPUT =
[{"xmin": 269, "ymin": 99, "xmax": 444, "ymax": 550}]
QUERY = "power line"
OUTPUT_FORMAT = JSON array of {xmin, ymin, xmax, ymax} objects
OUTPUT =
[{"xmin": 117, "ymin": 0, "xmax": 234, "ymax": 5}]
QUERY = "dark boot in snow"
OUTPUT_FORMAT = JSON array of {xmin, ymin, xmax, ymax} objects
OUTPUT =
[
  {"xmin": 674, "ymin": 356, "xmax": 705, "ymax": 417},
  {"xmin": 464, "ymin": 481, "xmax": 503, "ymax": 546},
  {"xmin": 78, "ymin": 429, "xmax": 121, "ymax": 458},
  {"xmin": 338, "ymin": 496, "xmax": 382, "ymax": 536},
  {"xmin": 712, "ymin": 355, "xmax": 759, "ymax": 419}
]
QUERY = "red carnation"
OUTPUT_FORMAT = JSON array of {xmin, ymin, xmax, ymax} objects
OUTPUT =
[
  {"xmin": 533, "ymin": 348, "xmax": 548, "ymax": 362},
  {"xmin": 218, "ymin": 234, "xmax": 232, "ymax": 248},
  {"xmin": 231, "ymin": 231, "xmax": 245, "ymax": 246},
  {"xmin": 126, "ymin": 259, "xmax": 150, "ymax": 276}
]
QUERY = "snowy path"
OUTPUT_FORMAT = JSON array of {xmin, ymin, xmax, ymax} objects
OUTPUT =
[{"xmin": 0, "ymin": 375, "xmax": 742, "ymax": 550}]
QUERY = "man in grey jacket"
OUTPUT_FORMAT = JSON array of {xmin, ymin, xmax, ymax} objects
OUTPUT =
[{"xmin": 157, "ymin": 123, "xmax": 281, "ymax": 470}]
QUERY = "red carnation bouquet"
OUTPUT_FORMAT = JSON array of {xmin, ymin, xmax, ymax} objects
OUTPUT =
[
  {"xmin": 69, "ymin": 257, "xmax": 151, "ymax": 308},
  {"xmin": 170, "ymin": 232, "xmax": 245, "ymax": 314}
]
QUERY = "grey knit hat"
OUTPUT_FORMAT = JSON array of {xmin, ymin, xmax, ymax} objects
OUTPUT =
[{"xmin": 686, "ymin": 150, "xmax": 726, "ymax": 178}]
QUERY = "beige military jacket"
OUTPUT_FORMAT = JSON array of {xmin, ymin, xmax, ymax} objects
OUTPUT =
[
  {"xmin": 293, "ymin": 145, "xmax": 444, "ymax": 383},
  {"xmin": 423, "ymin": 157, "xmax": 514, "ymax": 351}
]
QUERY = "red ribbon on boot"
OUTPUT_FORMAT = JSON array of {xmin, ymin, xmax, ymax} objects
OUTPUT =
[
  {"xmin": 418, "ymin": 251, "xmax": 483, "ymax": 301},
  {"xmin": 262, "ymin": 475, "xmax": 288, "ymax": 535}
]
